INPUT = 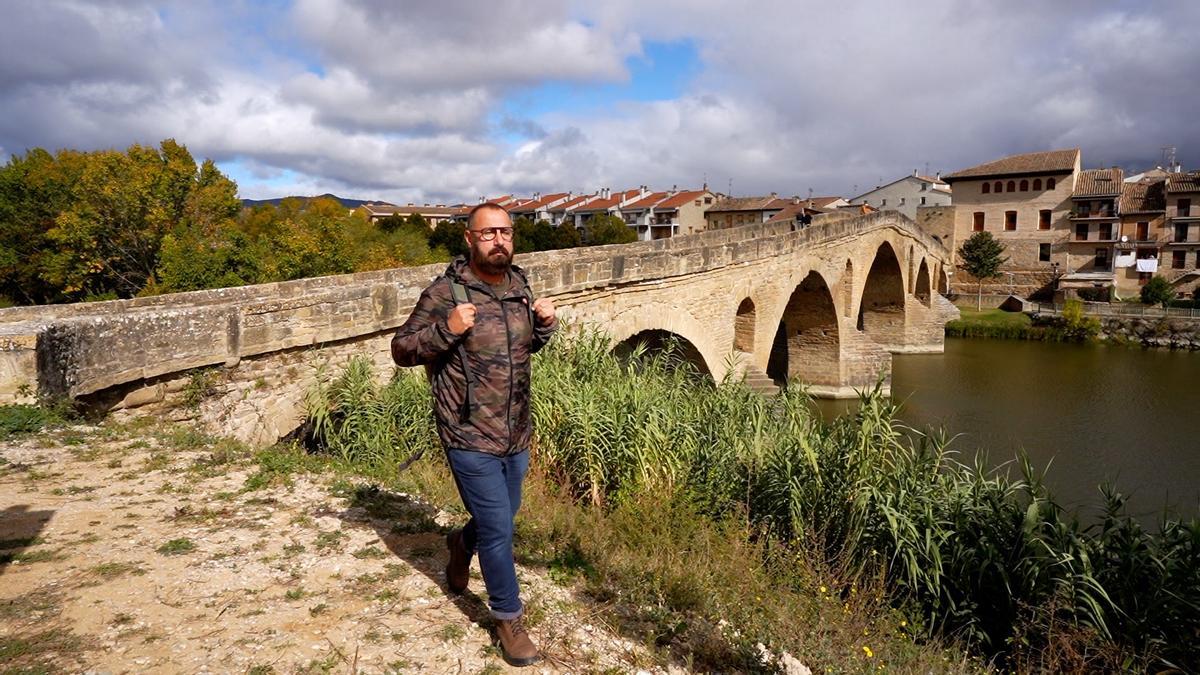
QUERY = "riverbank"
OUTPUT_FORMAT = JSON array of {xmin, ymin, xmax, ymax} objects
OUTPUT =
[{"xmin": 947, "ymin": 307, "xmax": 1200, "ymax": 348}]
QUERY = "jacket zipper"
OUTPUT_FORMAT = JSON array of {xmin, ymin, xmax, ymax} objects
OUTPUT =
[{"xmin": 501, "ymin": 292, "xmax": 515, "ymax": 453}]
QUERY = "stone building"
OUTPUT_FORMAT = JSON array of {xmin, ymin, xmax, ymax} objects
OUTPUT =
[
  {"xmin": 942, "ymin": 148, "xmax": 1080, "ymax": 297},
  {"xmin": 1165, "ymin": 171, "xmax": 1200, "ymax": 297},
  {"xmin": 849, "ymin": 171, "xmax": 952, "ymax": 220},
  {"xmin": 704, "ymin": 195, "xmax": 792, "ymax": 229},
  {"xmin": 1114, "ymin": 178, "xmax": 1168, "ymax": 298}
]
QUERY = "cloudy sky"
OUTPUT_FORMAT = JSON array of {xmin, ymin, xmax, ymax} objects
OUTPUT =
[{"xmin": 2, "ymin": 0, "xmax": 1197, "ymax": 203}]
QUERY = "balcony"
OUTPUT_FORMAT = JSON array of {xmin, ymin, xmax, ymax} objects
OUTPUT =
[{"xmin": 1171, "ymin": 205, "xmax": 1198, "ymax": 219}]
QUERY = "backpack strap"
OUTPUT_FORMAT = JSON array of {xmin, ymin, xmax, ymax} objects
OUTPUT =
[{"xmin": 447, "ymin": 279, "xmax": 476, "ymax": 423}]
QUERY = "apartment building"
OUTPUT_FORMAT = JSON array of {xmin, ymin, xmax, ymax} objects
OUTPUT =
[
  {"xmin": 1114, "ymin": 178, "xmax": 1167, "ymax": 297},
  {"xmin": 358, "ymin": 202, "xmax": 466, "ymax": 226}
]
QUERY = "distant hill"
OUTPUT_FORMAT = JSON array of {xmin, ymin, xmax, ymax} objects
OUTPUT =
[{"xmin": 240, "ymin": 193, "xmax": 393, "ymax": 209}]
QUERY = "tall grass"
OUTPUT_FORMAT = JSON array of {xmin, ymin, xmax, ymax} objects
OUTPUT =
[{"xmin": 305, "ymin": 330, "xmax": 1199, "ymax": 671}]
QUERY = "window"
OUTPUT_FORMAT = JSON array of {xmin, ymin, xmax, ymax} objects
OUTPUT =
[
  {"xmin": 1136, "ymin": 221, "xmax": 1149, "ymax": 240},
  {"xmin": 921, "ymin": 196, "xmax": 927, "ymax": 205},
  {"xmin": 994, "ymin": 181, "xmax": 1003, "ymax": 193},
  {"xmin": 882, "ymin": 199, "xmax": 887, "ymax": 206},
  {"xmin": 1176, "ymin": 224, "xmax": 1188, "ymax": 242},
  {"xmin": 1100, "ymin": 223, "xmax": 1112, "ymax": 240},
  {"xmin": 1180, "ymin": 199, "xmax": 1192, "ymax": 217},
  {"xmin": 1033, "ymin": 178, "xmax": 1043, "ymax": 190},
  {"xmin": 694, "ymin": 199, "xmax": 701, "ymax": 206},
  {"xmin": 704, "ymin": 196, "xmax": 713, "ymax": 204},
  {"xmin": 1096, "ymin": 248, "xmax": 1110, "ymax": 269},
  {"xmin": 1039, "ymin": 243, "xmax": 1051, "ymax": 262},
  {"xmin": 973, "ymin": 211, "xmax": 985, "ymax": 232},
  {"xmin": 982, "ymin": 182, "xmax": 990, "ymax": 194},
  {"xmin": 1075, "ymin": 223, "xmax": 1088, "ymax": 241},
  {"xmin": 1007, "ymin": 180, "xmax": 1016, "ymax": 192},
  {"xmin": 1005, "ymin": 210, "xmax": 1017, "ymax": 231},
  {"xmin": 1020, "ymin": 179, "xmax": 1029, "ymax": 191},
  {"xmin": 900, "ymin": 197, "xmax": 906, "ymax": 205},
  {"xmin": 1173, "ymin": 251, "xmax": 1187, "ymax": 269},
  {"xmin": 1048, "ymin": 178, "xmax": 1056, "ymax": 190},
  {"xmin": 1139, "ymin": 272, "xmax": 1151, "ymax": 285},
  {"xmin": 1039, "ymin": 209, "xmax": 1052, "ymax": 230}
]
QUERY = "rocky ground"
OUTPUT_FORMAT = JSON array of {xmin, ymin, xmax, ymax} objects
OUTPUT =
[{"xmin": 0, "ymin": 421, "xmax": 672, "ymax": 674}]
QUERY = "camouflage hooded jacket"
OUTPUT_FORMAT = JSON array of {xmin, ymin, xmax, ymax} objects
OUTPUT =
[{"xmin": 391, "ymin": 256, "xmax": 556, "ymax": 456}]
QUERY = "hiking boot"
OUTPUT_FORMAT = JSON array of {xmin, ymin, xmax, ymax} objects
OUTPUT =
[
  {"xmin": 445, "ymin": 529, "xmax": 470, "ymax": 594},
  {"xmin": 495, "ymin": 615, "xmax": 540, "ymax": 667}
]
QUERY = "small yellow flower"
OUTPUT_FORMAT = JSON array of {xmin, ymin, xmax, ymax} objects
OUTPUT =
[
  {"xmin": 819, "ymin": 585, "xmax": 827, "ymax": 594},
  {"xmin": 900, "ymin": 620, "xmax": 907, "ymax": 627},
  {"xmin": 863, "ymin": 645, "xmax": 874, "ymax": 658}
]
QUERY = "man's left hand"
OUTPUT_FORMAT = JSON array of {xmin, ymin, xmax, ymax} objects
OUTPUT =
[{"xmin": 532, "ymin": 297, "xmax": 556, "ymax": 324}]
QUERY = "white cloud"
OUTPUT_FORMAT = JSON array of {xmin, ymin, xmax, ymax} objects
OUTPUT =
[{"xmin": 0, "ymin": 1, "xmax": 1197, "ymax": 203}]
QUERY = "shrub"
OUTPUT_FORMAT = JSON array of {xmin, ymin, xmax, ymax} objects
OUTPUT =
[{"xmin": 1140, "ymin": 276, "xmax": 1175, "ymax": 307}]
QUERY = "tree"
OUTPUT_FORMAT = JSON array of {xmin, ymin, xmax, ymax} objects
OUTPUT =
[
  {"xmin": 586, "ymin": 214, "xmax": 637, "ymax": 246},
  {"xmin": 429, "ymin": 220, "xmax": 468, "ymax": 257},
  {"xmin": 957, "ymin": 231, "xmax": 1008, "ymax": 310},
  {"xmin": 1140, "ymin": 275, "xmax": 1175, "ymax": 307}
]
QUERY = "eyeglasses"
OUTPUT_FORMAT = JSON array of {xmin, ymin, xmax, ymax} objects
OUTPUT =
[{"xmin": 468, "ymin": 227, "xmax": 514, "ymax": 241}]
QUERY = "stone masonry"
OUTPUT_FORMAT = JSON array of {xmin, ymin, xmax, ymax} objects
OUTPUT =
[{"xmin": 0, "ymin": 212, "xmax": 958, "ymax": 444}]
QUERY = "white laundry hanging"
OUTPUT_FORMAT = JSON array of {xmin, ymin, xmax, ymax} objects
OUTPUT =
[
  {"xmin": 1114, "ymin": 253, "xmax": 1136, "ymax": 268},
  {"xmin": 1136, "ymin": 257, "xmax": 1159, "ymax": 273}
]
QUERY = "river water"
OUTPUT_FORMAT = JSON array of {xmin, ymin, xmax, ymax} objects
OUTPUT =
[{"xmin": 817, "ymin": 338, "xmax": 1200, "ymax": 522}]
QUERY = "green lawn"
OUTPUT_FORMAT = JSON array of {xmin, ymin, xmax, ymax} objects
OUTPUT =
[{"xmin": 950, "ymin": 308, "xmax": 1032, "ymax": 328}]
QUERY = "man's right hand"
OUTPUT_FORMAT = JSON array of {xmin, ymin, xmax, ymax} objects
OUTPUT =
[{"xmin": 447, "ymin": 303, "xmax": 477, "ymax": 335}]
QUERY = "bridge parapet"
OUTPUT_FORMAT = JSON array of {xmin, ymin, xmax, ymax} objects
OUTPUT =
[{"xmin": 0, "ymin": 212, "xmax": 948, "ymax": 403}]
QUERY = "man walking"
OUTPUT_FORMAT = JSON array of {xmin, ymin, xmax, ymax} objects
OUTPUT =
[{"xmin": 391, "ymin": 202, "xmax": 556, "ymax": 667}]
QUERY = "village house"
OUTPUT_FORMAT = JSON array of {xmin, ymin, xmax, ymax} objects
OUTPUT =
[
  {"xmin": 1165, "ymin": 170, "xmax": 1200, "ymax": 297},
  {"xmin": 1113, "ymin": 177, "xmax": 1167, "ymax": 297},
  {"xmin": 849, "ymin": 171, "xmax": 952, "ymax": 220},
  {"xmin": 703, "ymin": 194, "xmax": 791, "ymax": 229}
]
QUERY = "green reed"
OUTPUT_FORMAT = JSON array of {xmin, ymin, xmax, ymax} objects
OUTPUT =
[{"xmin": 303, "ymin": 329, "xmax": 1199, "ymax": 670}]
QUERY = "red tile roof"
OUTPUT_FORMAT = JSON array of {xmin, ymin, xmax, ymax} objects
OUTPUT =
[
  {"xmin": 1119, "ymin": 179, "xmax": 1165, "ymax": 214},
  {"xmin": 1167, "ymin": 171, "xmax": 1200, "ymax": 193},
  {"xmin": 623, "ymin": 191, "xmax": 671, "ymax": 210},
  {"xmin": 705, "ymin": 196, "xmax": 778, "ymax": 212},
  {"xmin": 508, "ymin": 192, "xmax": 570, "ymax": 213},
  {"xmin": 656, "ymin": 190, "xmax": 711, "ymax": 209},
  {"xmin": 1073, "ymin": 168, "xmax": 1124, "ymax": 198},
  {"xmin": 943, "ymin": 148, "xmax": 1079, "ymax": 181},
  {"xmin": 572, "ymin": 189, "xmax": 641, "ymax": 212}
]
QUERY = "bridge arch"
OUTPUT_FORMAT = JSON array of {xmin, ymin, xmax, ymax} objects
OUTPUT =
[
  {"xmin": 858, "ymin": 241, "xmax": 907, "ymax": 345},
  {"xmin": 766, "ymin": 270, "xmax": 841, "ymax": 388},
  {"xmin": 612, "ymin": 329, "xmax": 713, "ymax": 379},
  {"xmin": 937, "ymin": 266, "xmax": 949, "ymax": 295},
  {"xmin": 915, "ymin": 258, "xmax": 932, "ymax": 307},
  {"xmin": 734, "ymin": 297, "xmax": 756, "ymax": 353},
  {"xmin": 606, "ymin": 307, "xmax": 721, "ymax": 380}
]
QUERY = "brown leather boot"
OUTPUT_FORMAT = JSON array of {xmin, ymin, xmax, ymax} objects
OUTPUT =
[
  {"xmin": 495, "ymin": 615, "xmax": 540, "ymax": 667},
  {"xmin": 445, "ymin": 529, "xmax": 469, "ymax": 594}
]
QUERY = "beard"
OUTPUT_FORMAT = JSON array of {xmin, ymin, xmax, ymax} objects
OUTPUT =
[{"xmin": 472, "ymin": 242, "xmax": 512, "ymax": 276}]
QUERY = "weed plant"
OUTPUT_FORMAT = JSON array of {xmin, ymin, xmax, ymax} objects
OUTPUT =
[{"xmin": 302, "ymin": 329, "xmax": 1199, "ymax": 671}]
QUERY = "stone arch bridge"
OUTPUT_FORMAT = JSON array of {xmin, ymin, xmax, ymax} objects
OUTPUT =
[{"xmin": 0, "ymin": 211, "xmax": 957, "ymax": 445}]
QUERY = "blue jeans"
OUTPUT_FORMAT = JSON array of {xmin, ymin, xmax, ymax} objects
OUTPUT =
[{"xmin": 445, "ymin": 448, "xmax": 529, "ymax": 620}]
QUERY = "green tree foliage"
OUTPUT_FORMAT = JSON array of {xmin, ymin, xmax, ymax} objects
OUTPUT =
[
  {"xmin": 586, "ymin": 213, "xmax": 637, "ymax": 246},
  {"xmin": 0, "ymin": 138, "xmax": 648, "ymax": 305},
  {"xmin": 428, "ymin": 220, "xmax": 468, "ymax": 257},
  {"xmin": 1139, "ymin": 275, "xmax": 1175, "ymax": 307},
  {"xmin": 957, "ymin": 231, "xmax": 1009, "ymax": 310}
]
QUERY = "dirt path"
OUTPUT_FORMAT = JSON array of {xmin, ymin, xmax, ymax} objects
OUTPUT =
[{"xmin": 0, "ymin": 422, "xmax": 668, "ymax": 674}]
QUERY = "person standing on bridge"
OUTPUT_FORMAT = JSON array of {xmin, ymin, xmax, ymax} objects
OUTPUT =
[{"xmin": 390, "ymin": 202, "xmax": 557, "ymax": 667}]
